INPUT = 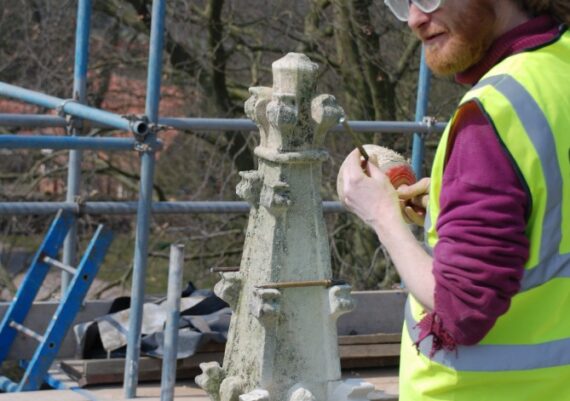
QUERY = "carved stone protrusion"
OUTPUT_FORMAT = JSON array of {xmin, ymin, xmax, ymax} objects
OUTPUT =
[
  {"xmin": 272, "ymin": 53, "xmax": 318, "ymax": 106},
  {"xmin": 328, "ymin": 379, "xmax": 375, "ymax": 401},
  {"xmin": 260, "ymin": 181, "xmax": 291, "ymax": 213},
  {"xmin": 214, "ymin": 272, "xmax": 242, "ymax": 310},
  {"xmin": 266, "ymin": 95, "xmax": 299, "ymax": 149},
  {"xmin": 195, "ymin": 361, "xmax": 225, "ymax": 401},
  {"xmin": 236, "ymin": 170, "xmax": 263, "ymax": 207},
  {"xmin": 328, "ymin": 284, "xmax": 356, "ymax": 320},
  {"xmin": 250, "ymin": 288, "xmax": 281, "ymax": 326},
  {"xmin": 245, "ymin": 86, "xmax": 273, "ymax": 147},
  {"xmin": 311, "ymin": 94, "xmax": 344, "ymax": 146},
  {"xmin": 220, "ymin": 376, "xmax": 247, "ymax": 401},
  {"xmin": 287, "ymin": 385, "xmax": 316, "ymax": 401},
  {"xmin": 265, "ymin": 53, "xmax": 319, "ymax": 151},
  {"xmin": 239, "ymin": 389, "xmax": 270, "ymax": 401}
]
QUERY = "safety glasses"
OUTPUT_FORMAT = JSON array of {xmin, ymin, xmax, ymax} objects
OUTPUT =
[{"xmin": 384, "ymin": 0, "xmax": 445, "ymax": 22}]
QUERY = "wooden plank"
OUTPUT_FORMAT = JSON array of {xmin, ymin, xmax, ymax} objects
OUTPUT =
[
  {"xmin": 338, "ymin": 333, "xmax": 401, "ymax": 345},
  {"xmin": 59, "ymin": 340, "xmax": 400, "ymax": 387},
  {"xmin": 339, "ymin": 343, "xmax": 400, "ymax": 369},
  {"xmin": 60, "ymin": 352, "xmax": 225, "ymax": 387},
  {"xmin": 339, "ymin": 343, "xmax": 400, "ymax": 359}
]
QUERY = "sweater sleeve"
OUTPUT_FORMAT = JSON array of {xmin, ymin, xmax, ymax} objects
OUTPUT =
[{"xmin": 417, "ymin": 101, "xmax": 530, "ymax": 352}]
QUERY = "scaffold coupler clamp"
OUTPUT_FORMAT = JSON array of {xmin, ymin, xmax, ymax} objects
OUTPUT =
[
  {"xmin": 124, "ymin": 114, "xmax": 164, "ymax": 153},
  {"xmin": 74, "ymin": 195, "xmax": 86, "ymax": 216},
  {"xmin": 422, "ymin": 116, "xmax": 438, "ymax": 136},
  {"xmin": 57, "ymin": 98, "xmax": 82, "ymax": 135}
]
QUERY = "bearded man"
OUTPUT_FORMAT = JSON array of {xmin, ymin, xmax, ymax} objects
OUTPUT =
[{"xmin": 337, "ymin": 1, "xmax": 570, "ymax": 399}]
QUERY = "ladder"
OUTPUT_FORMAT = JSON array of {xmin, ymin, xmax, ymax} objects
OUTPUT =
[{"xmin": 0, "ymin": 210, "xmax": 113, "ymax": 392}]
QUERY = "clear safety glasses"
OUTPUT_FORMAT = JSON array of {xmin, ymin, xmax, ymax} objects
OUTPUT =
[{"xmin": 384, "ymin": 0, "xmax": 445, "ymax": 22}]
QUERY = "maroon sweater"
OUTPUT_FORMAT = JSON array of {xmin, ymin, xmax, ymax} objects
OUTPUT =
[{"xmin": 417, "ymin": 15, "xmax": 561, "ymax": 351}]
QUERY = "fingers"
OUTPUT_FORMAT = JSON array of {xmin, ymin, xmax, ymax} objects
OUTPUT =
[
  {"xmin": 365, "ymin": 158, "xmax": 384, "ymax": 180},
  {"xmin": 343, "ymin": 148, "xmax": 367, "ymax": 179},
  {"xmin": 403, "ymin": 205, "xmax": 426, "ymax": 227},
  {"xmin": 397, "ymin": 177, "xmax": 431, "ymax": 199}
]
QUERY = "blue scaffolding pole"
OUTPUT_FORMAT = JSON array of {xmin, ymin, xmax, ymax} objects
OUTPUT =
[
  {"xmin": 0, "ymin": 114, "xmax": 446, "ymax": 134},
  {"xmin": 0, "ymin": 135, "xmax": 138, "ymax": 150},
  {"xmin": 411, "ymin": 47, "xmax": 433, "ymax": 179},
  {"xmin": 0, "ymin": 200, "xmax": 346, "ymax": 215},
  {"xmin": 0, "ymin": 83, "xmax": 149, "ymax": 136},
  {"xmin": 124, "ymin": 0, "xmax": 166, "ymax": 397},
  {"xmin": 62, "ymin": 0, "xmax": 92, "ymax": 294}
]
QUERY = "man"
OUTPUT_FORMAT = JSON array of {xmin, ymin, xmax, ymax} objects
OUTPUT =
[{"xmin": 337, "ymin": 0, "xmax": 570, "ymax": 399}]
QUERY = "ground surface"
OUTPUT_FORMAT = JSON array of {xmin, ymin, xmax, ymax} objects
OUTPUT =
[{"xmin": 0, "ymin": 368, "xmax": 399, "ymax": 400}]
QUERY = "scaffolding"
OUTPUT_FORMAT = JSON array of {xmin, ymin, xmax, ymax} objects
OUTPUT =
[{"xmin": 0, "ymin": 0, "xmax": 444, "ymax": 398}]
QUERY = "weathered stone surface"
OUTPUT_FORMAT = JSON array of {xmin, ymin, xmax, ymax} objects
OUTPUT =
[
  {"xmin": 213, "ymin": 272, "xmax": 242, "ymax": 310},
  {"xmin": 239, "ymin": 389, "xmax": 270, "ymax": 401},
  {"xmin": 329, "ymin": 379, "xmax": 376, "ymax": 401},
  {"xmin": 197, "ymin": 52, "xmax": 374, "ymax": 401},
  {"xmin": 195, "ymin": 362, "xmax": 225, "ymax": 401}
]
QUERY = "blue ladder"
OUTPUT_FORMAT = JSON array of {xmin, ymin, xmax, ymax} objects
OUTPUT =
[{"xmin": 0, "ymin": 210, "xmax": 113, "ymax": 392}]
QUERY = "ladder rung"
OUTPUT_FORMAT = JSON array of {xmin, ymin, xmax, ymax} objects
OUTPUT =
[
  {"xmin": 9, "ymin": 321, "xmax": 44, "ymax": 342},
  {"xmin": 43, "ymin": 256, "xmax": 77, "ymax": 275}
]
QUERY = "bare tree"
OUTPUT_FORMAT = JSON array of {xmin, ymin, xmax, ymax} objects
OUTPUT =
[{"xmin": 0, "ymin": 0, "xmax": 466, "ymax": 295}]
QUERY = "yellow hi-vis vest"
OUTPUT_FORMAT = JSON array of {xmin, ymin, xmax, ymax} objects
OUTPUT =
[{"xmin": 400, "ymin": 27, "xmax": 570, "ymax": 400}]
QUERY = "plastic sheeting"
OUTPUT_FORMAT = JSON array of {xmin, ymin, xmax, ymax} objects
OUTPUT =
[{"xmin": 74, "ymin": 283, "xmax": 230, "ymax": 359}]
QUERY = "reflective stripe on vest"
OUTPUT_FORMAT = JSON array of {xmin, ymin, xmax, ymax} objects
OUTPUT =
[
  {"xmin": 472, "ymin": 74, "xmax": 570, "ymax": 290},
  {"xmin": 423, "ymin": 74, "xmax": 570, "ymax": 292},
  {"xmin": 405, "ymin": 298, "xmax": 570, "ymax": 371},
  {"xmin": 410, "ymin": 73, "xmax": 570, "ymax": 372}
]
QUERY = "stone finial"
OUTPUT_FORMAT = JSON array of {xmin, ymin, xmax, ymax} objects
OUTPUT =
[
  {"xmin": 245, "ymin": 53, "xmax": 343, "ymax": 158},
  {"xmin": 328, "ymin": 284, "xmax": 356, "ymax": 320},
  {"xmin": 217, "ymin": 53, "xmax": 374, "ymax": 401},
  {"xmin": 213, "ymin": 272, "xmax": 242, "ymax": 310}
]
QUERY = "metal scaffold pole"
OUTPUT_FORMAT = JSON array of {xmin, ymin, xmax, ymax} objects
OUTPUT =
[
  {"xmin": 0, "ymin": 83, "xmax": 149, "ymax": 136},
  {"xmin": 62, "ymin": 0, "xmax": 92, "ymax": 295},
  {"xmin": 0, "ymin": 113, "xmax": 447, "ymax": 135},
  {"xmin": 0, "ymin": 200, "xmax": 347, "ymax": 215},
  {"xmin": 411, "ymin": 47, "xmax": 433, "ymax": 179},
  {"xmin": 124, "ymin": 0, "xmax": 166, "ymax": 397}
]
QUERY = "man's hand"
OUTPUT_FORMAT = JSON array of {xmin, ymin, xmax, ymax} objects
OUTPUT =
[
  {"xmin": 397, "ymin": 177, "xmax": 430, "ymax": 226},
  {"xmin": 337, "ymin": 148, "xmax": 405, "ymax": 231}
]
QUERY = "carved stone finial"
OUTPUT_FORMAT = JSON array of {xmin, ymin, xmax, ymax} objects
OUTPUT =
[
  {"xmin": 245, "ymin": 53, "xmax": 343, "ymax": 157},
  {"xmin": 266, "ymin": 53, "xmax": 319, "ymax": 151},
  {"xmin": 218, "ymin": 53, "xmax": 375, "ymax": 401}
]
